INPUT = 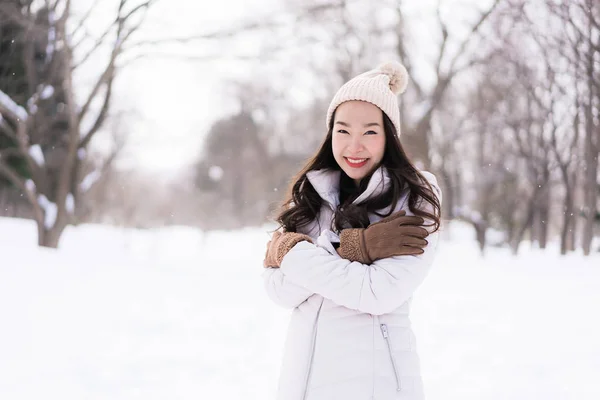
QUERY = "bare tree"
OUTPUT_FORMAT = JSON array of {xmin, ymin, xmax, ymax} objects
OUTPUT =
[
  {"xmin": 524, "ymin": 4, "xmax": 584, "ymax": 254},
  {"xmin": 395, "ymin": 0, "xmax": 504, "ymax": 168},
  {"xmin": 521, "ymin": 0, "xmax": 599, "ymax": 254},
  {"xmin": 431, "ymin": 0, "xmax": 598, "ymax": 256},
  {"xmin": 575, "ymin": 0, "xmax": 600, "ymax": 255},
  {"xmin": 0, "ymin": 0, "xmax": 158, "ymax": 247}
]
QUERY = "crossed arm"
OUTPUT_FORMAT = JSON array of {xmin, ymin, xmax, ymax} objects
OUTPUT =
[
  {"xmin": 262, "ymin": 230, "xmax": 439, "ymax": 314},
  {"xmin": 263, "ymin": 172, "xmax": 441, "ymax": 313}
]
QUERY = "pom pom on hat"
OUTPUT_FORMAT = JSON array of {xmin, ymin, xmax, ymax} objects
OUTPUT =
[{"xmin": 378, "ymin": 61, "xmax": 409, "ymax": 95}]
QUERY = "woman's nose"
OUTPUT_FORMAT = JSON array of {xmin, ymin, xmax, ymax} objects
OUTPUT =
[{"xmin": 348, "ymin": 136, "xmax": 364, "ymax": 153}]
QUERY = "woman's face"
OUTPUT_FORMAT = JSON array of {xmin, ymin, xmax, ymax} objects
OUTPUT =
[{"xmin": 332, "ymin": 100, "xmax": 386, "ymax": 186}]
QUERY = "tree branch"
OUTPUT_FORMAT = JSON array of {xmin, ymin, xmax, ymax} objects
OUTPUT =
[
  {"xmin": 0, "ymin": 147, "xmax": 22, "ymax": 158},
  {"xmin": 395, "ymin": 2, "xmax": 423, "ymax": 98},
  {"xmin": 0, "ymin": 157, "xmax": 44, "ymax": 225},
  {"xmin": 0, "ymin": 3, "xmax": 48, "ymax": 37},
  {"xmin": 435, "ymin": 1, "xmax": 449, "ymax": 77},
  {"xmin": 79, "ymin": 67, "xmax": 115, "ymax": 148},
  {"xmin": 0, "ymin": 118, "xmax": 18, "ymax": 140},
  {"xmin": 120, "ymin": 0, "xmax": 156, "ymax": 23},
  {"xmin": 78, "ymin": 0, "xmax": 154, "ymax": 123},
  {"xmin": 71, "ymin": 0, "xmax": 154, "ymax": 70},
  {"xmin": 69, "ymin": 1, "xmax": 100, "ymax": 39},
  {"xmin": 0, "ymin": 159, "xmax": 26, "ymax": 191},
  {"xmin": 77, "ymin": 49, "xmax": 118, "ymax": 125},
  {"xmin": 128, "ymin": 1, "xmax": 340, "ymax": 49},
  {"xmin": 120, "ymin": 51, "xmax": 259, "ymax": 65},
  {"xmin": 71, "ymin": 22, "xmax": 116, "ymax": 70},
  {"xmin": 447, "ymin": 0, "xmax": 502, "ymax": 76}
]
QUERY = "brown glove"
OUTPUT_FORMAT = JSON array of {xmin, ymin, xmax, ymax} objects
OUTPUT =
[
  {"xmin": 263, "ymin": 231, "xmax": 314, "ymax": 268},
  {"xmin": 337, "ymin": 210, "xmax": 429, "ymax": 264}
]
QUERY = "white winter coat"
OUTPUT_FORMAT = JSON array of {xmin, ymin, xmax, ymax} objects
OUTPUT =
[{"xmin": 263, "ymin": 166, "xmax": 442, "ymax": 400}]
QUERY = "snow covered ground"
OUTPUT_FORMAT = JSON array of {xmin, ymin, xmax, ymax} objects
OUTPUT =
[{"xmin": 0, "ymin": 216, "xmax": 599, "ymax": 400}]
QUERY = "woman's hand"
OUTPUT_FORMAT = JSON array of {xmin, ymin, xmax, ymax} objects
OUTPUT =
[
  {"xmin": 337, "ymin": 210, "xmax": 429, "ymax": 264},
  {"xmin": 264, "ymin": 231, "xmax": 314, "ymax": 268}
]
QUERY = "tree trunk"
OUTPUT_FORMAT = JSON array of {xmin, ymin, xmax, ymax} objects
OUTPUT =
[
  {"xmin": 582, "ymin": 133, "xmax": 598, "ymax": 256},
  {"xmin": 0, "ymin": 186, "xmax": 32, "ymax": 218},
  {"xmin": 475, "ymin": 222, "xmax": 487, "ymax": 255},
  {"xmin": 532, "ymin": 209, "xmax": 541, "ymax": 248},
  {"xmin": 560, "ymin": 186, "xmax": 575, "ymax": 255},
  {"xmin": 403, "ymin": 115, "xmax": 431, "ymax": 169},
  {"xmin": 439, "ymin": 167, "xmax": 455, "ymax": 220},
  {"xmin": 35, "ymin": 200, "xmax": 68, "ymax": 248},
  {"xmin": 537, "ymin": 182, "xmax": 550, "ymax": 250},
  {"xmin": 37, "ymin": 221, "xmax": 65, "ymax": 248},
  {"xmin": 511, "ymin": 192, "xmax": 537, "ymax": 255},
  {"xmin": 453, "ymin": 167, "xmax": 463, "ymax": 216},
  {"xmin": 581, "ymin": 20, "xmax": 599, "ymax": 256}
]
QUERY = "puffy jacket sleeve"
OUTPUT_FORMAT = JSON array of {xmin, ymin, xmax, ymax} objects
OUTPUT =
[
  {"xmin": 262, "ymin": 267, "xmax": 314, "ymax": 309},
  {"xmin": 278, "ymin": 172, "xmax": 442, "ymax": 315}
]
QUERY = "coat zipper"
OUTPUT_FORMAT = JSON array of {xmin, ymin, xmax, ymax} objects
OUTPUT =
[
  {"xmin": 302, "ymin": 298, "xmax": 325, "ymax": 400},
  {"xmin": 380, "ymin": 323, "xmax": 402, "ymax": 392}
]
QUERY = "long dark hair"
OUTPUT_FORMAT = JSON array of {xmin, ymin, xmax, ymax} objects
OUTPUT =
[{"xmin": 276, "ymin": 109, "xmax": 441, "ymax": 234}]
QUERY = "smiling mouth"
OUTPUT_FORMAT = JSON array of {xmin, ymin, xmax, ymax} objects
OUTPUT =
[{"xmin": 344, "ymin": 157, "xmax": 369, "ymax": 168}]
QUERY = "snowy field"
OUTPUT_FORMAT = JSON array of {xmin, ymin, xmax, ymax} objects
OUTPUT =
[{"xmin": 0, "ymin": 216, "xmax": 599, "ymax": 400}]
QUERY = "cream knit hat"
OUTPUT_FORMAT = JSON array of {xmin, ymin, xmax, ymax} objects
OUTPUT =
[{"xmin": 326, "ymin": 61, "xmax": 409, "ymax": 136}]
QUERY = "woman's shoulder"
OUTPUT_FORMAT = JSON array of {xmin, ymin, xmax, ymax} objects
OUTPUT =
[
  {"xmin": 417, "ymin": 170, "xmax": 441, "ymax": 196},
  {"xmin": 383, "ymin": 170, "xmax": 441, "ymax": 216}
]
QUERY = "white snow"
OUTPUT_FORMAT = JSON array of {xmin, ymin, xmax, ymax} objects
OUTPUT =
[
  {"xmin": 0, "ymin": 89, "xmax": 28, "ymax": 121},
  {"xmin": 25, "ymin": 179, "xmax": 36, "ymax": 193},
  {"xmin": 80, "ymin": 169, "xmax": 101, "ymax": 192},
  {"xmin": 252, "ymin": 108, "xmax": 267, "ymax": 123},
  {"xmin": 28, "ymin": 144, "xmax": 45, "ymax": 166},
  {"xmin": 37, "ymin": 195, "xmax": 57, "ymax": 229},
  {"xmin": 27, "ymin": 100, "xmax": 38, "ymax": 114},
  {"xmin": 77, "ymin": 148, "xmax": 87, "ymax": 160},
  {"xmin": 65, "ymin": 193, "xmax": 75, "ymax": 214},
  {"xmin": 0, "ymin": 218, "xmax": 598, "ymax": 400},
  {"xmin": 46, "ymin": 41, "xmax": 55, "ymax": 61},
  {"xmin": 46, "ymin": 12, "xmax": 56, "ymax": 62},
  {"xmin": 40, "ymin": 85, "xmax": 55, "ymax": 100},
  {"xmin": 208, "ymin": 165, "xmax": 224, "ymax": 181},
  {"xmin": 26, "ymin": 85, "xmax": 54, "ymax": 114}
]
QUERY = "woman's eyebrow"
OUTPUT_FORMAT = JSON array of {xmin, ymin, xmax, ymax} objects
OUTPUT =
[{"xmin": 335, "ymin": 121, "xmax": 381, "ymax": 127}]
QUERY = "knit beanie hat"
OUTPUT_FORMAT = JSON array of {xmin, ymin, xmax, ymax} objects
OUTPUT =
[{"xmin": 325, "ymin": 61, "xmax": 409, "ymax": 136}]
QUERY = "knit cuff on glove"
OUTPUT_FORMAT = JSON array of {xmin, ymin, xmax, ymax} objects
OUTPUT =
[
  {"xmin": 337, "ymin": 228, "xmax": 370, "ymax": 264},
  {"xmin": 275, "ymin": 233, "xmax": 313, "ymax": 265}
]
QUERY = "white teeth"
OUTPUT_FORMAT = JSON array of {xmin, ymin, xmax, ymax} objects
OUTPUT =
[{"xmin": 346, "ymin": 158, "xmax": 367, "ymax": 164}]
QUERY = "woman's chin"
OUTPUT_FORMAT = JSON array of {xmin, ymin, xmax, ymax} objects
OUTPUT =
[
  {"xmin": 342, "ymin": 163, "xmax": 377, "ymax": 179},
  {"xmin": 342, "ymin": 168, "xmax": 367, "ymax": 181}
]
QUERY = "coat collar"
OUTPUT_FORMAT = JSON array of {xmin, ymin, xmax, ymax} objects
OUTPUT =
[{"xmin": 306, "ymin": 166, "xmax": 391, "ymax": 208}]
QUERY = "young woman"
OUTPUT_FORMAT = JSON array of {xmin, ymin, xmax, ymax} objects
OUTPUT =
[{"xmin": 262, "ymin": 61, "xmax": 442, "ymax": 400}]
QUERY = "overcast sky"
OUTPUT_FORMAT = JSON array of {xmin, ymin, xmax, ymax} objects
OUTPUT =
[
  {"xmin": 78, "ymin": 0, "xmax": 277, "ymax": 176},
  {"xmin": 77, "ymin": 0, "xmax": 492, "ymax": 177}
]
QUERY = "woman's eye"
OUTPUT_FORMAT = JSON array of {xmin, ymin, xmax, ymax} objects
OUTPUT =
[
  {"xmin": 365, "ymin": 130, "xmax": 377, "ymax": 135},
  {"xmin": 337, "ymin": 129, "xmax": 349, "ymax": 134}
]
